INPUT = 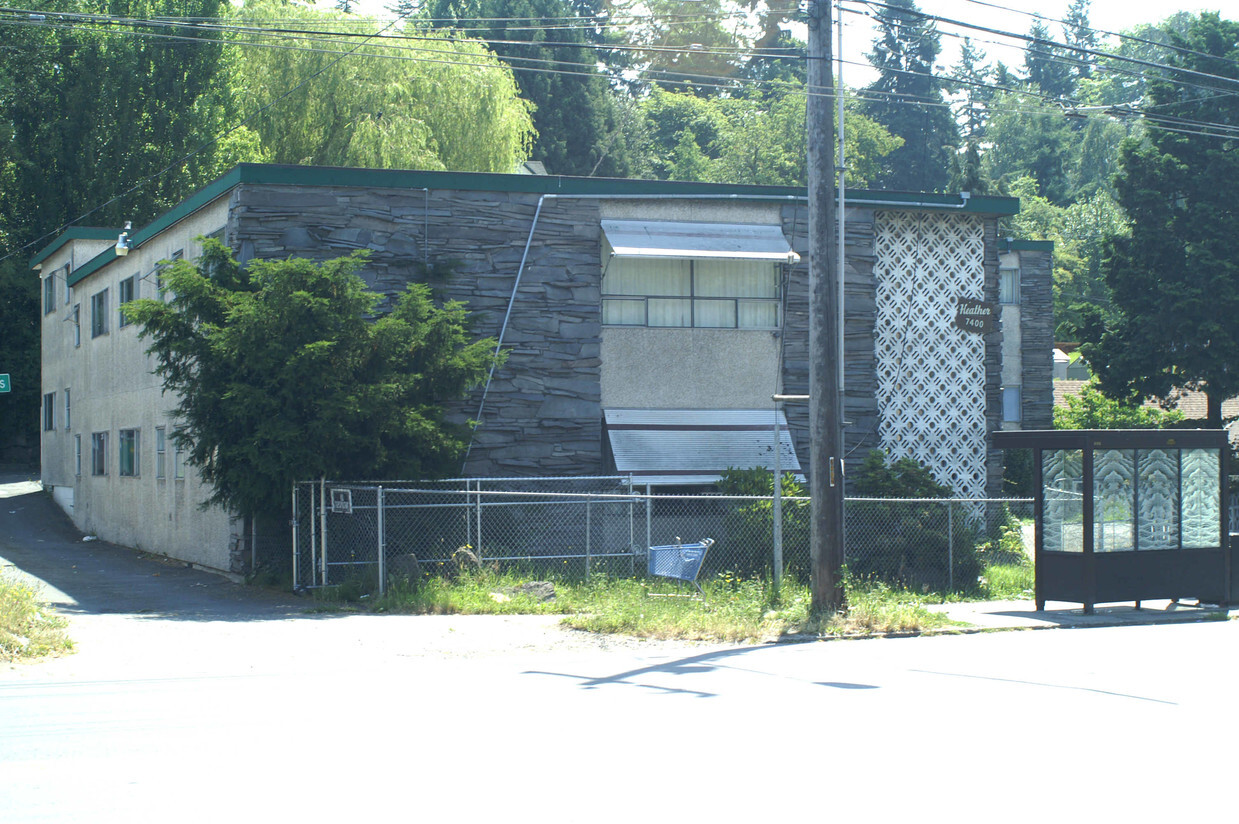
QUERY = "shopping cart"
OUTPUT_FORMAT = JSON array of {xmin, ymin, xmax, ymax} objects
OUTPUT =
[{"xmin": 647, "ymin": 538, "xmax": 714, "ymax": 597}]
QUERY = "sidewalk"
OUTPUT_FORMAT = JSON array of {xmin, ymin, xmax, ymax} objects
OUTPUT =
[{"xmin": 931, "ymin": 597, "xmax": 1237, "ymax": 631}]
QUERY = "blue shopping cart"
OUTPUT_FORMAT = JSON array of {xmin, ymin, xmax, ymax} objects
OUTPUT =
[{"xmin": 647, "ymin": 538, "xmax": 714, "ymax": 597}]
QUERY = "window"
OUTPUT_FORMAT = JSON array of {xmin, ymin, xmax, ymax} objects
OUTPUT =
[
  {"xmin": 155, "ymin": 427, "xmax": 166, "ymax": 479},
  {"xmin": 1002, "ymin": 386, "xmax": 1022, "ymax": 423},
  {"xmin": 119, "ymin": 429, "xmax": 140, "ymax": 477},
  {"xmin": 42, "ymin": 392, "xmax": 55, "ymax": 431},
  {"xmin": 173, "ymin": 430, "xmax": 185, "ymax": 480},
  {"xmin": 91, "ymin": 289, "xmax": 109, "ymax": 338},
  {"xmin": 602, "ymin": 258, "xmax": 780, "ymax": 329},
  {"xmin": 43, "ymin": 274, "xmax": 55, "ymax": 315},
  {"xmin": 91, "ymin": 432, "xmax": 107, "ymax": 476},
  {"xmin": 64, "ymin": 389, "xmax": 71, "ymax": 430},
  {"xmin": 118, "ymin": 275, "xmax": 136, "ymax": 327},
  {"xmin": 65, "ymin": 266, "xmax": 72, "ymax": 305},
  {"xmin": 72, "ymin": 304, "xmax": 81, "ymax": 347},
  {"xmin": 1000, "ymin": 266, "xmax": 1020, "ymax": 305},
  {"xmin": 74, "ymin": 434, "xmax": 82, "ymax": 477}
]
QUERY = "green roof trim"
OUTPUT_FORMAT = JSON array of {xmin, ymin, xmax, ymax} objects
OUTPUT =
[
  {"xmin": 1003, "ymin": 239, "xmax": 1055, "ymax": 252},
  {"xmin": 29, "ymin": 227, "xmax": 119, "ymax": 270},
  {"xmin": 47, "ymin": 163, "xmax": 1023, "ymax": 288}
]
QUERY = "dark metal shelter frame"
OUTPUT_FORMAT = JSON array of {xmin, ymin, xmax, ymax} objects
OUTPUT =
[{"xmin": 993, "ymin": 429, "xmax": 1232, "ymax": 613}]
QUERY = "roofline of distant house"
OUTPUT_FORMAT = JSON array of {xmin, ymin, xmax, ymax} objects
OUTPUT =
[
  {"xmin": 1001, "ymin": 238, "xmax": 1054, "ymax": 253},
  {"xmin": 36, "ymin": 163, "xmax": 1023, "ymax": 288}
]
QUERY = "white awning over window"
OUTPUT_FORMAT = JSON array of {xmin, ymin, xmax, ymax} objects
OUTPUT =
[
  {"xmin": 601, "ymin": 220, "xmax": 800, "ymax": 264},
  {"xmin": 604, "ymin": 408, "xmax": 803, "ymax": 487}
]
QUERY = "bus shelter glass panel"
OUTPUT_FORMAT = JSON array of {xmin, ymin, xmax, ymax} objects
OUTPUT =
[
  {"xmin": 1182, "ymin": 448, "xmax": 1221, "ymax": 549},
  {"xmin": 1043, "ymin": 449, "xmax": 1083, "ymax": 552},
  {"xmin": 1094, "ymin": 449, "xmax": 1135, "ymax": 552},
  {"xmin": 1137, "ymin": 449, "xmax": 1179, "ymax": 550}
]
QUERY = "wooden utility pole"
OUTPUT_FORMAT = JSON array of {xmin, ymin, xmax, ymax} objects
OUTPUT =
[{"xmin": 807, "ymin": 0, "xmax": 846, "ymax": 615}]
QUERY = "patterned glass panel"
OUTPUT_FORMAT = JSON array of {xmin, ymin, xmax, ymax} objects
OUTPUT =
[
  {"xmin": 1043, "ymin": 449, "xmax": 1083, "ymax": 553},
  {"xmin": 1137, "ymin": 449, "xmax": 1178, "ymax": 550},
  {"xmin": 874, "ymin": 212, "xmax": 987, "ymax": 497},
  {"xmin": 1181, "ymin": 448, "xmax": 1220, "ymax": 548},
  {"xmin": 1093, "ymin": 449, "xmax": 1134, "ymax": 552}
]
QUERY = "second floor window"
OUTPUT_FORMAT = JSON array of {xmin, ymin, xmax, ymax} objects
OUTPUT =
[
  {"xmin": 603, "ymin": 258, "xmax": 780, "ymax": 329},
  {"xmin": 91, "ymin": 289, "xmax": 109, "ymax": 338}
]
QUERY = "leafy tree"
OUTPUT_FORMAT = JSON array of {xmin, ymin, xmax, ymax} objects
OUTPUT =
[
  {"xmin": 639, "ymin": 87, "xmax": 899, "ymax": 187},
  {"xmin": 420, "ymin": 0, "xmax": 639, "ymax": 176},
  {"xmin": 229, "ymin": 0, "xmax": 533, "ymax": 172},
  {"xmin": 1054, "ymin": 379, "xmax": 1185, "ymax": 429},
  {"xmin": 861, "ymin": 0, "xmax": 959, "ymax": 192},
  {"xmin": 0, "ymin": 0, "xmax": 257, "ymax": 457},
  {"xmin": 0, "ymin": 262, "xmax": 40, "ymax": 461},
  {"xmin": 1081, "ymin": 13, "xmax": 1239, "ymax": 428},
  {"xmin": 983, "ymin": 94, "xmax": 1077, "ymax": 205},
  {"xmin": 125, "ymin": 241, "xmax": 502, "ymax": 518},
  {"xmin": 603, "ymin": 0, "xmax": 757, "ymax": 88}
]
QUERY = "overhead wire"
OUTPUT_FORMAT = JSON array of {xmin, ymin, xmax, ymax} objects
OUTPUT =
[{"xmin": 6, "ymin": 1, "xmax": 1239, "ymax": 259}]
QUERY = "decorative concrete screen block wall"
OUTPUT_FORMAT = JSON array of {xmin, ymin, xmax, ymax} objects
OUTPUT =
[{"xmin": 873, "ymin": 210, "xmax": 989, "ymax": 498}]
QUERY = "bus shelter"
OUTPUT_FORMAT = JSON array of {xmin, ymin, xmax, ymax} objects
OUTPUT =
[{"xmin": 992, "ymin": 429, "xmax": 1232, "ymax": 613}]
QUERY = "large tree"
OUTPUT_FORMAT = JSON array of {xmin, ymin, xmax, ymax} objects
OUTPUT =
[
  {"xmin": 229, "ymin": 0, "xmax": 533, "ymax": 172},
  {"xmin": 125, "ymin": 241, "xmax": 501, "ymax": 518},
  {"xmin": 0, "ymin": 0, "xmax": 255, "ymax": 459},
  {"xmin": 1081, "ymin": 13, "xmax": 1239, "ymax": 428},
  {"xmin": 860, "ymin": 0, "xmax": 959, "ymax": 192},
  {"xmin": 419, "ymin": 0, "xmax": 639, "ymax": 176}
]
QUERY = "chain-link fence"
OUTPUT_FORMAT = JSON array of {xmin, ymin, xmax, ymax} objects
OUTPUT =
[{"xmin": 293, "ymin": 477, "xmax": 1033, "ymax": 596}]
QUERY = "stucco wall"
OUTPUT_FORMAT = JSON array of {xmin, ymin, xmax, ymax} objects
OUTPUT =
[
  {"xmin": 600, "ymin": 328, "xmax": 781, "ymax": 409},
  {"xmin": 39, "ymin": 204, "xmax": 235, "ymax": 573}
]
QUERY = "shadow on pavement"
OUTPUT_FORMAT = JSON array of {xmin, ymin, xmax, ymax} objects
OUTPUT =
[{"xmin": 1, "ymin": 485, "xmax": 316, "ymax": 623}]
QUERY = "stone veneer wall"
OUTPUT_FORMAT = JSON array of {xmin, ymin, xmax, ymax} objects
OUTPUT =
[
  {"xmin": 778, "ymin": 204, "xmax": 880, "ymax": 487},
  {"xmin": 1018, "ymin": 248, "xmax": 1054, "ymax": 430},
  {"xmin": 227, "ymin": 183, "xmax": 605, "ymax": 477},
  {"xmin": 982, "ymin": 220, "xmax": 1005, "ymax": 498}
]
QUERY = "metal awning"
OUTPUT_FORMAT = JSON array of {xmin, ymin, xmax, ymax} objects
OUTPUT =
[
  {"xmin": 601, "ymin": 220, "xmax": 800, "ymax": 264},
  {"xmin": 604, "ymin": 408, "xmax": 803, "ymax": 487}
]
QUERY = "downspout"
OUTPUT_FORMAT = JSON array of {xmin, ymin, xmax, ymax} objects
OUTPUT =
[{"xmin": 462, "ymin": 194, "xmax": 549, "ymax": 472}]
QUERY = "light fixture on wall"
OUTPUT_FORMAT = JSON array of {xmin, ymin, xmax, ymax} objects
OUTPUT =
[{"xmin": 115, "ymin": 221, "xmax": 132, "ymax": 256}]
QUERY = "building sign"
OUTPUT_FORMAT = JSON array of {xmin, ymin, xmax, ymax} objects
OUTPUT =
[
  {"xmin": 953, "ymin": 297, "xmax": 995, "ymax": 335},
  {"xmin": 0, "ymin": 373, "xmax": 9, "ymax": 393},
  {"xmin": 330, "ymin": 488, "xmax": 353, "ymax": 515}
]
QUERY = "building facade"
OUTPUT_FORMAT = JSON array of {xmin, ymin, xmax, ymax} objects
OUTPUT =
[{"xmin": 36, "ymin": 164, "xmax": 1053, "ymax": 574}]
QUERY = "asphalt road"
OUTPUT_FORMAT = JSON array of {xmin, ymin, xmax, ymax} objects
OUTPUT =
[{"xmin": 3, "ymin": 477, "xmax": 1238, "ymax": 822}]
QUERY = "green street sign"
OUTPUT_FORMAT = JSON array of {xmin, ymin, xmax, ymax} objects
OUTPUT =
[{"xmin": 0, "ymin": 373, "xmax": 9, "ymax": 393}]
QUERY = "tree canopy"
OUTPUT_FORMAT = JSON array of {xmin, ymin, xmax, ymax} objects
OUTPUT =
[
  {"xmin": 229, "ymin": 0, "xmax": 534, "ymax": 172},
  {"xmin": 125, "ymin": 242, "xmax": 501, "ymax": 516},
  {"xmin": 1080, "ymin": 12, "xmax": 1239, "ymax": 428},
  {"xmin": 861, "ymin": 0, "xmax": 959, "ymax": 192}
]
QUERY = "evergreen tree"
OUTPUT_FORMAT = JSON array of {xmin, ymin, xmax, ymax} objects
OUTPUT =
[
  {"xmin": 1063, "ymin": 0, "xmax": 1098, "ymax": 86},
  {"xmin": 1081, "ymin": 13, "xmax": 1239, "ymax": 427},
  {"xmin": 420, "ymin": 0, "xmax": 637, "ymax": 176},
  {"xmin": 1025, "ymin": 19, "xmax": 1075, "ymax": 100},
  {"xmin": 861, "ymin": 0, "xmax": 959, "ymax": 192},
  {"xmin": 125, "ymin": 242, "xmax": 501, "ymax": 518}
]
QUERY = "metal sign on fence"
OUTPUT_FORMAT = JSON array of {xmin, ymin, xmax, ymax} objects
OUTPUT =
[{"xmin": 330, "ymin": 488, "xmax": 353, "ymax": 515}]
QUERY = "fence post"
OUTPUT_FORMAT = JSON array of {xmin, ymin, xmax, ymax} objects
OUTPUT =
[
  {"xmin": 646, "ymin": 485, "xmax": 653, "ymax": 558},
  {"xmin": 475, "ymin": 482, "xmax": 483, "ymax": 563},
  {"xmin": 320, "ymin": 477, "xmax": 329, "ymax": 588},
  {"xmin": 947, "ymin": 500, "xmax": 954, "ymax": 592},
  {"xmin": 377, "ymin": 485, "xmax": 386, "ymax": 596},
  {"xmin": 291, "ymin": 483, "xmax": 299, "ymax": 590},
  {"xmin": 586, "ymin": 496, "xmax": 592, "ymax": 581}
]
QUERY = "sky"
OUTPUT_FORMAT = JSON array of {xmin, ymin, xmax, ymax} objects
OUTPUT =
[{"xmin": 343, "ymin": 0, "xmax": 1239, "ymax": 88}]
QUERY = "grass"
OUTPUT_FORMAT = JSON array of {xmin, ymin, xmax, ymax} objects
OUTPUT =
[
  {"xmin": 316, "ymin": 568, "xmax": 962, "ymax": 643},
  {"xmin": 978, "ymin": 562, "xmax": 1035, "ymax": 601},
  {"xmin": 0, "ymin": 573, "xmax": 73, "ymax": 662}
]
